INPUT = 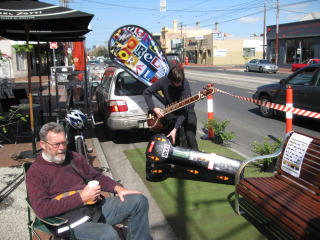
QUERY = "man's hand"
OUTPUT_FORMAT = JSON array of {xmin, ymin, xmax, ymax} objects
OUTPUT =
[
  {"xmin": 114, "ymin": 185, "xmax": 142, "ymax": 202},
  {"xmin": 80, "ymin": 185, "xmax": 101, "ymax": 203},
  {"xmin": 167, "ymin": 128, "xmax": 177, "ymax": 145},
  {"xmin": 153, "ymin": 107, "xmax": 164, "ymax": 119}
]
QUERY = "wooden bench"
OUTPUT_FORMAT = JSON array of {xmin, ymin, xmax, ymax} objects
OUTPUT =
[{"xmin": 235, "ymin": 131, "xmax": 320, "ymax": 240}]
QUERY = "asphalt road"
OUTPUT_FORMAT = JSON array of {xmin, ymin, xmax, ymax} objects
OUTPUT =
[{"xmin": 185, "ymin": 67, "xmax": 320, "ymax": 157}]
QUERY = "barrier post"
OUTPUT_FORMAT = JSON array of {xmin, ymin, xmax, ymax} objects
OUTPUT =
[
  {"xmin": 201, "ymin": 84, "xmax": 214, "ymax": 140},
  {"xmin": 185, "ymin": 57, "xmax": 189, "ymax": 65},
  {"xmin": 286, "ymin": 85, "xmax": 293, "ymax": 133}
]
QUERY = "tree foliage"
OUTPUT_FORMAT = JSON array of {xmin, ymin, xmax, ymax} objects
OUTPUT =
[{"xmin": 89, "ymin": 46, "xmax": 108, "ymax": 58}]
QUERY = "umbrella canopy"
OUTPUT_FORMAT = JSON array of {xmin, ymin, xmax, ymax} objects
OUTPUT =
[
  {"xmin": 0, "ymin": 0, "xmax": 93, "ymax": 36},
  {"xmin": 0, "ymin": 0, "xmax": 94, "ymax": 154},
  {"xmin": 0, "ymin": 29, "xmax": 89, "ymax": 42}
]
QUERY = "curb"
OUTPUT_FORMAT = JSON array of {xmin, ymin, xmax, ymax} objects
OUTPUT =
[{"xmin": 88, "ymin": 126, "xmax": 115, "ymax": 180}]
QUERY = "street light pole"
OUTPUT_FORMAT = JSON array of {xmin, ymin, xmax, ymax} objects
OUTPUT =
[
  {"xmin": 275, "ymin": 0, "xmax": 279, "ymax": 65},
  {"xmin": 263, "ymin": 2, "xmax": 266, "ymax": 59}
]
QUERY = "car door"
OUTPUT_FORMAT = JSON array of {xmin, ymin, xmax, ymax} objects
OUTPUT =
[
  {"xmin": 278, "ymin": 66, "xmax": 320, "ymax": 112},
  {"xmin": 97, "ymin": 68, "xmax": 115, "ymax": 118},
  {"xmin": 251, "ymin": 59, "xmax": 259, "ymax": 71}
]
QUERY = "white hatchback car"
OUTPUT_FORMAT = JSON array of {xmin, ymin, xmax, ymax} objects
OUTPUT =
[{"xmin": 96, "ymin": 65, "xmax": 164, "ymax": 132}]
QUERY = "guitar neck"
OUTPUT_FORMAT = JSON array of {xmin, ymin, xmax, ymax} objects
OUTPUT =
[{"xmin": 163, "ymin": 93, "xmax": 201, "ymax": 116}]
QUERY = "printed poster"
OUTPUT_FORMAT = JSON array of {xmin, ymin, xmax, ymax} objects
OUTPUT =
[
  {"xmin": 108, "ymin": 25, "xmax": 169, "ymax": 86},
  {"xmin": 281, "ymin": 133, "xmax": 313, "ymax": 177}
]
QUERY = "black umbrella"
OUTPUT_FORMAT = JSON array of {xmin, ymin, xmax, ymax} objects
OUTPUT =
[{"xmin": 0, "ymin": 0, "xmax": 94, "ymax": 155}]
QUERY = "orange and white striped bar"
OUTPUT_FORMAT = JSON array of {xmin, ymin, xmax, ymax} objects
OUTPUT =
[
  {"xmin": 286, "ymin": 85, "xmax": 293, "ymax": 133},
  {"xmin": 216, "ymin": 88, "xmax": 320, "ymax": 119}
]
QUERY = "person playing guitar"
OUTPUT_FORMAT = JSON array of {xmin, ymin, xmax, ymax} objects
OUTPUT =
[{"xmin": 143, "ymin": 66, "xmax": 199, "ymax": 151}]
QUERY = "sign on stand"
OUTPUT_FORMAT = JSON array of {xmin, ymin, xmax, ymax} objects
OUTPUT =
[{"xmin": 50, "ymin": 42, "xmax": 58, "ymax": 49}]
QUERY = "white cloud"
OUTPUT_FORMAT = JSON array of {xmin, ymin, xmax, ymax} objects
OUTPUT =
[
  {"xmin": 285, "ymin": 14, "xmax": 305, "ymax": 21},
  {"xmin": 238, "ymin": 17, "xmax": 262, "ymax": 23}
]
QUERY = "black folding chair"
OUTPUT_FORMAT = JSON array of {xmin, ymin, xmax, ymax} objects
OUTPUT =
[{"xmin": 23, "ymin": 162, "xmax": 75, "ymax": 240}]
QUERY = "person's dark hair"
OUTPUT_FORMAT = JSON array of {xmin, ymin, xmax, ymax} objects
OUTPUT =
[
  {"xmin": 168, "ymin": 66, "xmax": 184, "ymax": 84},
  {"xmin": 39, "ymin": 122, "xmax": 65, "ymax": 141}
]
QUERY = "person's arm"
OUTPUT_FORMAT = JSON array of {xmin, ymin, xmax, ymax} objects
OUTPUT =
[
  {"xmin": 114, "ymin": 185, "xmax": 142, "ymax": 202},
  {"xmin": 143, "ymin": 77, "xmax": 164, "ymax": 112}
]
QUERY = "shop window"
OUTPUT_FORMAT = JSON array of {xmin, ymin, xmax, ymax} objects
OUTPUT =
[
  {"xmin": 269, "ymin": 41, "xmax": 279, "ymax": 63},
  {"xmin": 243, "ymin": 48, "xmax": 255, "ymax": 57},
  {"xmin": 16, "ymin": 52, "xmax": 26, "ymax": 71},
  {"xmin": 207, "ymin": 50, "xmax": 212, "ymax": 58},
  {"xmin": 285, "ymin": 38, "xmax": 314, "ymax": 64}
]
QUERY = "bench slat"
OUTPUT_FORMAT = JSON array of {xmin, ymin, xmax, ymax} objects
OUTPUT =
[
  {"xmin": 275, "ymin": 173, "xmax": 320, "ymax": 200},
  {"xmin": 248, "ymin": 178, "xmax": 320, "ymax": 224},
  {"xmin": 240, "ymin": 179, "xmax": 320, "ymax": 233},
  {"xmin": 237, "ymin": 184, "xmax": 314, "ymax": 240},
  {"xmin": 261, "ymin": 177, "xmax": 320, "ymax": 211}
]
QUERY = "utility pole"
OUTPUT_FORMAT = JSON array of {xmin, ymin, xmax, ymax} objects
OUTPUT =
[
  {"xmin": 180, "ymin": 22, "xmax": 184, "ymax": 61},
  {"xmin": 59, "ymin": 0, "xmax": 73, "ymax": 8},
  {"xmin": 263, "ymin": 2, "xmax": 266, "ymax": 59},
  {"xmin": 275, "ymin": 0, "xmax": 279, "ymax": 65}
]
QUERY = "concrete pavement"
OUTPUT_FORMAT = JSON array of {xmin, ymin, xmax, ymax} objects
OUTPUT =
[{"xmin": 0, "ymin": 76, "xmax": 176, "ymax": 239}]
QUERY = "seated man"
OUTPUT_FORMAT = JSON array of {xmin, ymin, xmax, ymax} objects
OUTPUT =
[{"xmin": 26, "ymin": 122, "xmax": 151, "ymax": 240}]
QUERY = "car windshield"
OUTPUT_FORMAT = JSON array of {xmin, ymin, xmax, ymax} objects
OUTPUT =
[
  {"xmin": 167, "ymin": 54, "xmax": 180, "ymax": 61},
  {"xmin": 114, "ymin": 71, "xmax": 148, "ymax": 96},
  {"xmin": 288, "ymin": 67, "xmax": 317, "ymax": 85}
]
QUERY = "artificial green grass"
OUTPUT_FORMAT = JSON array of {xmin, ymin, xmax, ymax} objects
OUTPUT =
[{"xmin": 124, "ymin": 140, "xmax": 293, "ymax": 240}]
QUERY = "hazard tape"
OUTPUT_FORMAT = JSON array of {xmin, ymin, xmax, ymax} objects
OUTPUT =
[{"xmin": 216, "ymin": 88, "xmax": 320, "ymax": 119}]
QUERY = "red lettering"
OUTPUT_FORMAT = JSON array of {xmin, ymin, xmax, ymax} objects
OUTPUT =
[
  {"xmin": 136, "ymin": 28, "xmax": 146, "ymax": 37},
  {"xmin": 150, "ymin": 77, "xmax": 158, "ymax": 84},
  {"xmin": 127, "ymin": 38, "xmax": 138, "ymax": 50},
  {"xmin": 151, "ymin": 57, "xmax": 160, "ymax": 68}
]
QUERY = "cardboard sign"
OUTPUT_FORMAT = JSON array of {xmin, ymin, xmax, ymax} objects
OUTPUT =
[
  {"xmin": 108, "ymin": 25, "xmax": 169, "ymax": 86},
  {"xmin": 281, "ymin": 133, "xmax": 313, "ymax": 178}
]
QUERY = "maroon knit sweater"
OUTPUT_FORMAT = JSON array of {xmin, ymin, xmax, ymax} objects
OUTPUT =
[{"xmin": 26, "ymin": 151, "xmax": 120, "ymax": 219}]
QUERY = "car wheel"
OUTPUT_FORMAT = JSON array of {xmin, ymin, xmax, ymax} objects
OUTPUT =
[
  {"xmin": 259, "ymin": 67, "xmax": 264, "ymax": 73},
  {"xmin": 259, "ymin": 95, "xmax": 274, "ymax": 118},
  {"xmin": 246, "ymin": 66, "xmax": 250, "ymax": 72}
]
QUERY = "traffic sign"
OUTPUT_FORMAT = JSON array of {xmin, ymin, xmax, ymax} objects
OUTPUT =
[{"xmin": 50, "ymin": 42, "xmax": 58, "ymax": 49}]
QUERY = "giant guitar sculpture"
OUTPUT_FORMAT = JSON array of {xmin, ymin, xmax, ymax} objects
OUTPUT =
[{"xmin": 147, "ymin": 84, "xmax": 216, "ymax": 131}]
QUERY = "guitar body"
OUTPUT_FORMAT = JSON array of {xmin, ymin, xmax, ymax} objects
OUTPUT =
[{"xmin": 147, "ymin": 111, "xmax": 166, "ymax": 132}]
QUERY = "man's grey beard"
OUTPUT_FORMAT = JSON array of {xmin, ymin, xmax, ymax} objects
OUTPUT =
[{"xmin": 52, "ymin": 154, "xmax": 66, "ymax": 164}]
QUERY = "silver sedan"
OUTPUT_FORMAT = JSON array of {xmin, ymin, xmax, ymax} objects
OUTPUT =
[{"xmin": 246, "ymin": 59, "xmax": 278, "ymax": 73}]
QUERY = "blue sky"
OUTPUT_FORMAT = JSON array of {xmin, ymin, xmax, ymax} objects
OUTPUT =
[{"xmin": 42, "ymin": 0, "xmax": 320, "ymax": 49}]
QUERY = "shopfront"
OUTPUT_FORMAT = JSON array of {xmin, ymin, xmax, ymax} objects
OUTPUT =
[{"xmin": 266, "ymin": 19, "xmax": 320, "ymax": 67}]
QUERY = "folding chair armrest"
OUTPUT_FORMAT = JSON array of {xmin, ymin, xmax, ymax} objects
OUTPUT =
[{"xmin": 40, "ymin": 216, "xmax": 68, "ymax": 226}]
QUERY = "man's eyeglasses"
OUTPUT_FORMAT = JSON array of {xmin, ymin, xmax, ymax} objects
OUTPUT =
[{"xmin": 43, "ymin": 140, "xmax": 67, "ymax": 149}]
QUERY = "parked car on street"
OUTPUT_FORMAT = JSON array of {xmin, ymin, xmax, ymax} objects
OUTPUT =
[
  {"xmin": 96, "ymin": 64, "xmax": 164, "ymax": 134},
  {"xmin": 166, "ymin": 53, "xmax": 184, "ymax": 69},
  {"xmin": 291, "ymin": 58, "xmax": 320, "ymax": 72},
  {"xmin": 252, "ymin": 64, "xmax": 320, "ymax": 118},
  {"xmin": 246, "ymin": 59, "xmax": 278, "ymax": 73}
]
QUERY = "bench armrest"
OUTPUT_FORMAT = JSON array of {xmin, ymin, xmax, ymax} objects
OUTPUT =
[{"xmin": 234, "ymin": 131, "xmax": 292, "ymax": 215}]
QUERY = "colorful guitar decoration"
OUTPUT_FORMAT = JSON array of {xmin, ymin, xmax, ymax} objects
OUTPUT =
[
  {"xmin": 108, "ymin": 25, "xmax": 170, "ymax": 86},
  {"xmin": 147, "ymin": 84, "xmax": 216, "ymax": 131}
]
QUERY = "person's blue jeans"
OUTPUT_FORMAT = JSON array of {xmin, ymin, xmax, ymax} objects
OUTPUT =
[{"xmin": 73, "ymin": 194, "xmax": 151, "ymax": 240}]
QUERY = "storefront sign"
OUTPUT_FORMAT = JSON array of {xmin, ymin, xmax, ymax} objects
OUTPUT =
[
  {"xmin": 214, "ymin": 33, "xmax": 224, "ymax": 40},
  {"xmin": 267, "ymin": 19, "xmax": 320, "ymax": 39},
  {"xmin": 214, "ymin": 49, "xmax": 227, "ymax": 57}
]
